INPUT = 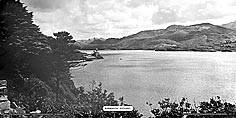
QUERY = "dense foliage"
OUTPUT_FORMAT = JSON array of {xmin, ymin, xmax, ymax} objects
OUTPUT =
[
  {"xmin": 75, "ymin": 81, "xmax": 143, "ymax": 118},
  {"xmin": 0, "ymin": 0, "xmax": 54, "ymax": 110},
  {"xmin": 148, "ymin": 96, "xmax": 236, "ymax": 118}
]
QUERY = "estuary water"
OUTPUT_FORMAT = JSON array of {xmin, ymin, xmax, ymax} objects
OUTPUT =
[{"xmin": 71, "ymin": 50, "xmax": 236, "ymax": 117}]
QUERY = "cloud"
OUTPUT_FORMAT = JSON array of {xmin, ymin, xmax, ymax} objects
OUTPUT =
[
  {"xmin": 178, "ymin": 1, "xmax": 222, "ymax": 21},
  {"xmin": 152, "ymin": 8, "xmax": 178, "ymax": 24},
  {"xmin": 126, "ymin": 0, "xmax": 155, "ymax": 8},
  {"xmin": 21, "ymin": 0, "xmax": 236, "ymax": 40},
  {"xmin": 22, "ymin": 0, "xmax": 71, "ymax": 11},
  {"xmin": 151, "ymin": 0, "xmax": 232, "ymax": 25}
]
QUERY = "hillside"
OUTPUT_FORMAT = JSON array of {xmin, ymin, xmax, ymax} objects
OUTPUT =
[
  {"xmin": 222, "ymin": 21, "xmax": 236, "ymax": 30},
  {"xmin": 77, "ymin": 38, "xmax": 121, "ymax": 50},
  {"xmin": 81, "ymin": 23, "xmax": 236, "ymax": 51}
]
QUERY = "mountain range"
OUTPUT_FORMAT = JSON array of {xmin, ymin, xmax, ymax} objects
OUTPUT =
[{"xmin": 78, "ymin": 22, "xmax": 236, "ymax": 51}]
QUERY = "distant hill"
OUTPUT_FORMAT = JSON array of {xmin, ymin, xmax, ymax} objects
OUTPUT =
[
  {"xmin": 76, "ymin": 38, "xmax": 121, "ymax": 50},
  {"xmin": 222, "ymin": 21, "xmax": 236, "ymax": 30},
  {"xmin": 80, "ymin": 23, "xmax": 236, "ymax": 51}
]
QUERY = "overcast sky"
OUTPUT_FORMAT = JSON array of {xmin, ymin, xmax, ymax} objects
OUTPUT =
[{"xmin": 21, "ymin": 0, "xmax": 236, "ymax": 40}]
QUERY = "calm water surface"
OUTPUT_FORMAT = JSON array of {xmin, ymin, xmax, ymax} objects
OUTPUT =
[{"xmin": 71, "ymin": 50, "xmax": 236, "ymax": 117}]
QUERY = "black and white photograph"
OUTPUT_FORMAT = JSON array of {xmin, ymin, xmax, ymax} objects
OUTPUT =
[{"xmin": 1, "ymin": 0, "xmax": 236, "ymax": 117}]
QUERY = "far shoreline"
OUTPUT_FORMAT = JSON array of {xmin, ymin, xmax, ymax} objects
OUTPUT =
[{"xmin": 79, "ymin": 49, "xmax": 235, "ymax": 52}]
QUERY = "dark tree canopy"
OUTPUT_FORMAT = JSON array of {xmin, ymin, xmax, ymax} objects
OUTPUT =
[
  {"xmin": 0, "ymin": 0, "xmax": 50, "ymax": 75},
  {"xmin": 0, "ymin": 0, "xmax": 75, "ymax": 113},
  {"xmin": 52, "ymin": 31, "xmax": 76, "ymax": 61}
]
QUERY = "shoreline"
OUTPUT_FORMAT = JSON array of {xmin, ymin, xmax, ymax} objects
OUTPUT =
[
  {"xmin": 79, "ymin": 49, "xmax": 235, "ymax": 52},
  {"xmin": 69, "ymin": 51, "xmax": 104, "ymax": 69}
]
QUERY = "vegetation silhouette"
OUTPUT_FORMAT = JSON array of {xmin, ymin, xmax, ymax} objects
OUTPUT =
[
  {"xmin": 147, "ymin": 96, "xmax": 236, "ymax": 118},
  {"xmin": 75, "ymin": 81, "xmax": 143, "ymax": 118}
]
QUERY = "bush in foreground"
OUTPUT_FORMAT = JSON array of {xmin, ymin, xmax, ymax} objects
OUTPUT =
[
  {"xmin": 75, "ymin": 81, "xmax": 143, "ymax": 118},
  {"xmin": 147, "ymin": 96, "xmax": 236, "ymax": 118}
]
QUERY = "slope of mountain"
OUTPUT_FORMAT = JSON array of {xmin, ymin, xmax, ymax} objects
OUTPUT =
[
  {"xmin": 81, "ymin": 23, "xmax": 236, "ymax": 51},
  {"xmin": 77, "ymin": 38, "xmax": 121, "ymax": 50},
  {"xmin": 222, "ymin": 21, "xmax": 236, "ymax": 30}
]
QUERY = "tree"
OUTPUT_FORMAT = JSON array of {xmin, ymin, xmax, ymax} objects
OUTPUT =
[
  {"xmin": 52, "ymin": 31, "xmax": 76, "ymax": 61},
  {"xmin": 0, "ymin": 0, "xmax": 50, "ymax": 70},
  {"xmin": 0, "ymin": 0, "xmax": 50, "ymax": 94},
  {"xmin": 0, "ymin": 0, "xmax": 75, "ymax": 114},
  {"xmin": 0, "ymin": 0, "xmax": 57, "ymax": 112},
  {"xmin": 147, "ymin": 98, "xmax": 193, "ymax": 118},
  {"xmin": 198, "ymin": 96, "xmax": 236, "ymax": 114},
  {"xmin": 0, "ymin": 0, "xmax": 51, "ymax": 84},
  {"xmin": 46, "ymin": 32, "xmax": 77, "ymax": 103},
  {"xmin": 148, "ymin": 96, "xmax": 236, "ymax": 118},
  {"xmin": 75, "ymin": 81, "xmax": 143, "ymax": 118}
]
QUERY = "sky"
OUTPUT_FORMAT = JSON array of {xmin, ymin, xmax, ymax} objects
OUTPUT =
[{"xmin": 21, "ymin": 0, "xmax": 236, "ymax": 40}]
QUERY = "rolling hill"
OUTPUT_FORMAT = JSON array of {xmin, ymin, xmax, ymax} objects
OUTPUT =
[
  {"xmin": 222, "ymin": 21, "xmax": 236, "ymax": 30},
  {"xmin": 79, "ymin": 23, "xmax": 236, "ymax": 51}
]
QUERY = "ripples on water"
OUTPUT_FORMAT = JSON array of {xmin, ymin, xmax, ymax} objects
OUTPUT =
[{"xmin": 71, "ymin": 50, "xmax": 236, "ymax": 117}]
